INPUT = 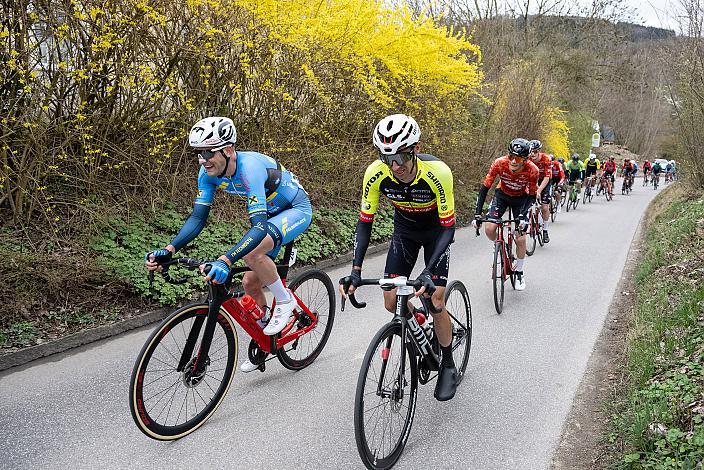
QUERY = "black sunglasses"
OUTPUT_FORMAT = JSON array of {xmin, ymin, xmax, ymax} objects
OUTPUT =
[
  {"xmin": 379, "ymin": 151, "xmax": 414, "ymax": 166},
  {"xmin": 197, "ymin": 145, "xmax": 231, "ymax": 161}
]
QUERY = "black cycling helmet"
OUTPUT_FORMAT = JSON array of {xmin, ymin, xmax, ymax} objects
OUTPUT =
[
  {"xmin": 508, "ymin": 138, "xmax": 531, "ymax": 157},
  {"xmin": 528, "ymin": 139, "xmax": 542, "ymax": 151},
  {"xmin": 571, "ymin": 153, "xmax": 580, "ymax": 161},
  {"xmin": 558, "ymin": 157, "xmax": 565, "ymax": 163}
]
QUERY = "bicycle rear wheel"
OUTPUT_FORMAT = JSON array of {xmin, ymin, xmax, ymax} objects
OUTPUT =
[
  {"xmin": 492, "ymin": 241, "xmax": 505, "ymax": 314},
  {"xmin": 354, "ymin": 322, "xmax": 418, "ymax": 470},
  {"xmin": 129, "ymin": 304, "xmax": 238, "ymax": 440},
  {"xmin": 277, "ymin": 269, "xmax": 336, "ymax": 370},
  {"xmin": 444, "ymin": 281, "xmax": 472, "ymax": 385}
]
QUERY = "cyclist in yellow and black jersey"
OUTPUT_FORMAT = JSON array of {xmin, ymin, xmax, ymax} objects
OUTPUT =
[
  {"xmin": 359, "ymin": 155, "xmax": 455, "ymax": 228},
  {"xmin": 583, "ymin": 154, "xmax": 601, "ymax": 185},
  {"xmin": 340, "ymin": 114, "xmax": 458, "ymax": 402}
]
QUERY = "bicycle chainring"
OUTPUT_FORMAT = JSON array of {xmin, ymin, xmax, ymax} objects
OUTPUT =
[{"xmin": 248, "ymin": 339, "xmax": 267, "ymax": 367}]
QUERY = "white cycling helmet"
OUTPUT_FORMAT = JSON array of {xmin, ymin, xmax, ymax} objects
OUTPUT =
[
  {"xmin": 372, "ymin": 114, "xmax": 420, "ymax": 155},
  {"xmin": 589, "ymin": 153, "xmax": 596, "ymax": 160},
  {"xmin": 189, "ymin": 117, "xmax": 237, "ymax": 149}
]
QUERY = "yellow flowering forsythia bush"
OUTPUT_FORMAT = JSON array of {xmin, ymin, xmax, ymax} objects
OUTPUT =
[
  {"xmin": 0, "ymin": 0, "xmax": 484, "ymax": 237},
  {"xmin": 487, "ymin": 61, "xmax": 569, "ymax": 159}
]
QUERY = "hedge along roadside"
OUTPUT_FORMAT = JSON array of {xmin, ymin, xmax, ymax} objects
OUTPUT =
[
  {"xmin": 606, "ymin": 186, "xmax": 704, "ymax": 467},
  {"xmin": 0, "ymin": 191, "xmax": 478, "ymax": 369}
]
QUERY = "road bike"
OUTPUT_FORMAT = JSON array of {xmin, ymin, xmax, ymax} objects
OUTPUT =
[
  {"xmin": 582, "ymin": 176, "xmax": 594, "ymax": 204},
  {"xmin": 129, "ymin": 243, "xmax": 336, "ymax": 440},
  {"xmin": 344, "ymin": 276, "xmax": 471, "ymax": 470},
  {"xmin": 642, "ymin": 172, "xmax": 650, "ymax": 186},
  {"xmin": 653, "ymin": 172, "xmax": 660, "ymax": 190},
  {"xmin": 565, "ymin": 181, "xmax": 580, "ymax": 212},
  {"xmin": 525, "ymin": 204, "xmax": 543, "ymax": 256},
  {"xmin": 476, "ymin": 217, "xmax": 522, "ymax": 314},
  {"xmin": 549, "ymin": 186, "xmax": 561, "ymax": 223},
  {"xmin": 621, "ymin": 174, "xmax": 633, "ymax": 195},
  {"xmin": 599, "ymin": 174, "xmax": 614, "ymax": 201}
]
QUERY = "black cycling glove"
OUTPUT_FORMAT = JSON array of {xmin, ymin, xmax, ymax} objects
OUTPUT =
[{"xmin": 340, "ymin": 269, "xmax": 362, "ymax": 295}]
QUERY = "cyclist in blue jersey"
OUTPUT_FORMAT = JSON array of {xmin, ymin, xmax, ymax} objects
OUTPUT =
[{"xmin": 145, "ymin": 117, "xmax": 312, "ymax": 372}]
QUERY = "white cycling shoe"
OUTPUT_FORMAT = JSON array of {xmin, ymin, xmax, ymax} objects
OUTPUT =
[
  {"xmin": 263, "ymin": 291, "xmax": 296, "ymax": 336},
  {"xmin": 515, "ymin": 273, "xmax": 526, "ymax": 291},
  {"xmin": 240, "ymin": 359, "xmax": 259, "ymax": 373}
]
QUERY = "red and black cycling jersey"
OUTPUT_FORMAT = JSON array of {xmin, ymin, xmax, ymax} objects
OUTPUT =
[
  {"xmin": 550, "ymin": 161, "xmax": 565, "ymax": 180},
  {"xmin": 529, "ymin": 152, "xmax": 552, "ymax": 181},
  {"xmin": 602, "ymin": 160, "xmax": 617, "ymax": 173},
  {"xmin": 481, "ymin": 156, "xmax": 539, "ymax": 197}
]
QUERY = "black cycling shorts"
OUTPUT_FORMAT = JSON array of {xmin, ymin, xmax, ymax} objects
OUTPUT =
[
  {"xmin": 539, "ymin": 181, "xmax": 552, "ymax": 205},
  {"xmin": 384, "ymin": 227, "xmax": 451, "ymax": 287},
  {"xmin": 585, "ymin": 166, "xmax": 598, "ymax": 178},
  {"xmin": 487, "ymin": 189, "xmax": 530, "ymax": 223},
  {"xmin": 551, "ymin": 176, "xmax": 562, "ymax": 186},
  {"xmin": 567, "ymin": 170, "xmax": 581, "ymax": 184}
]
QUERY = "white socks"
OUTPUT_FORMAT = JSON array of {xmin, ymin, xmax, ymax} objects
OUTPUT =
[
  {"xmin": 267, "ymin": 278, "xmax": 292, "ymax": 303},
  {"xmin": 515, "ymin": 258, "xmax": 525, "ymax": 272}
]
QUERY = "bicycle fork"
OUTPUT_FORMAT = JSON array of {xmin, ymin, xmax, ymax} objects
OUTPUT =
[
  {"xmin": 177, "ymin": 283, "xmax": 228, "ymax": 376},
  {"xmin": 377, "ymin": 289, "xmax": 440, "ymax": 398}
]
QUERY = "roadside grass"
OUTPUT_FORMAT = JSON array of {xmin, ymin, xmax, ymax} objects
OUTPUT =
[{"xmin": 608, "ymin": 188, "xmax": 704, "ymax": 468}]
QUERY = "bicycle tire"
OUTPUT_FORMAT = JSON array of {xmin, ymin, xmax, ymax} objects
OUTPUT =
[
  {"xmin": 444, "ymin": 280, "xmax": 472, "ymax": 386},
  {"xmin": 573, "ymin": 193, "xmax": 579, "ymax": 210},
  {"xmin": 277, "ymin": 269, "xmax": 336, "ymax": 370},
  {"xmin": 354, "ymin": 322, "xmax": 418, "ymax": 470},
  {"xmin": 536, "ymin": 211, "xmax": 544, "ymax": 247},
  {"xmin": 566, "ymin": 193, "xmax": 571, "ymax": 212},
  {"xmin": 492, "ymin": 241, "xmax": 505, "ymax": 314},
  {"xmin": 129, "ymin": 303, "xmax": 238, "ymax": 440},
  {"xmin": 588, "ymin": 187, "xmax": 594, "ymax": 203},
  {"xmin": 526, "ymin": 218, "xmax": 536, "ymax": 257},
  {"xmin": 582, "ymin": 185, "xmax": 588, "ymax": 204}
]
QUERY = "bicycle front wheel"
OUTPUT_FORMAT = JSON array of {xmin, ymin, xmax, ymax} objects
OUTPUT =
[
  {"xmin": 492, "ymin": 241, "xmax": 505, "ymax": 314},
  {"xmin": 129, "ymin": 304, "xmax": 238, "ymax": 440},
  {"xmin": 354, "ymin": 322, "xmax": 418, "ymax": 470},
  {"xmin": 277, "ymin": 269, "xmax": 336, "ymax": 370},
  {"xmin": 526, "ymin": 219, "xmax": 536, "ymax": 256},
  {"xmin": 444, "ymin": 281, "xmax": 472, "ymax": 385}
]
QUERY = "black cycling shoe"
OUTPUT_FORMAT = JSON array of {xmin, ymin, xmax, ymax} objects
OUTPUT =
[
  {"xmin": 434, "ymin": 365, "xmax": 458, "ymax": 401},
  {"xmin": 543, "ymin": 230, "xmax": 550, "ymax": 243}
]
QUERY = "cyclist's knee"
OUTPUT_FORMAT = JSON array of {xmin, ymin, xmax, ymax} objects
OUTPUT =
[
  {"xmin": 242, "ymin": 271, "xmax": 261, "ymax": 293},
  {"xmin": 430, "ymin": 288, "xmax": 445, "ymax": 309},
  {"xmin": 383, "ymin": 290, "xmax": 397, "ymax": 313}
]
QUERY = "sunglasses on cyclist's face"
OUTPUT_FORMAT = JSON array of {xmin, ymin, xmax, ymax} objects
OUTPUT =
[
  {"xmin": 508, "ymin": 155, "xmax": 526, "ymax": 163},
  {"xmin": 197, "ymin": 145, "xmax": 230, "ymax": 161},
  {"xmin": 380, "ymin": 151, "xmax": 413, "ymax": 167}
]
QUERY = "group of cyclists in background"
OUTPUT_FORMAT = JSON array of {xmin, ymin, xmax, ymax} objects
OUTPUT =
[{"xmin": 142, "ymin": 113, "xmax": 677, "ymax": 467}]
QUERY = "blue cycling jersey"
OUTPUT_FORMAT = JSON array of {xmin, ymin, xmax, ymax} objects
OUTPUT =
[
  {"xmin": 195, "ymin": 151, "xmax": 303, "ymax": 216},
  {"xmin": 169, "ymin": 151, "xmax": 310, "ymax": 263}
]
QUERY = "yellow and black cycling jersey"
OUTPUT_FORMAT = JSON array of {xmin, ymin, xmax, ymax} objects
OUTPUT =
[
  {"xmin": 359, "ymin": 153, "xmax": 455, "ymax": 228},
  {"xmin": 583, "ymin": 158, "xmax": 601, "ymax": 171}
]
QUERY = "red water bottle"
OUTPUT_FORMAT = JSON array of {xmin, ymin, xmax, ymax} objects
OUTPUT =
[
  {"xmin": 414, "ymin": 309, "xmax": 434, "ymax": 342},
  {"xmin": 241, "ymin": 295, "xmax": 263, "ymax": 320}
]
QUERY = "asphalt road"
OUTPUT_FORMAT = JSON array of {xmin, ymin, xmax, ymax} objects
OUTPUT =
[{"xmin": 0, "ymin": 180, "xmax": 660, "ymax": 470}]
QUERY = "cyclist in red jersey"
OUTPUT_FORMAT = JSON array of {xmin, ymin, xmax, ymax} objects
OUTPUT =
[
  {"xmin": 642, "ymin": 159, "xmax": 652, "ymax": 181},
  {"xmin": 550, "ymin": 155, "xmax": 565, "ymax": 211},
  {"xmin": 474, "ymin": 138, "xmax": 539, "ymax": 291},
  {"xmin": 528, "ymin": 140, "xmax": 553, "ymax": 243}
]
